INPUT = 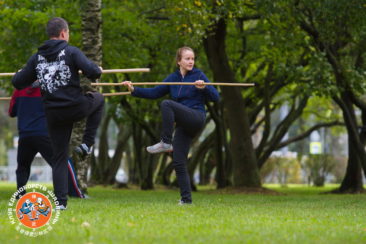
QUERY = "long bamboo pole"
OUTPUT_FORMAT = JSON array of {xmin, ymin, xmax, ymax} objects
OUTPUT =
[
  {"xmin": 102, "ymin": 92, "xmax": 131, "ymax": 96},
  {"xmin": 0, "ymin": 68, "xmax": 150, "ymax": 77},
  {"xmin": 0, "ymin": 92, "xmax": 131, "ymax": 100},
  {"xmin": 100, "ymin": 68, "xmax": 150, "ymax": 74},
  {"xmin": 0, "ymin": 73, "xmax": 14, "ymax": 77},
  {"xmin": 91, "ymin": 82, "xmax": 255, "ymax": 87}
]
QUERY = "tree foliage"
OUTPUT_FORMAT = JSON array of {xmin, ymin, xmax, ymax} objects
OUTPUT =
[{"xmin": 0, "ymin": 0, "xmax": 364, "ymax": 191}]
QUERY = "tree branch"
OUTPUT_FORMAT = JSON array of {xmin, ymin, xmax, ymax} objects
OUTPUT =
[
  {"xmin": 276, "ymin": 121, "xmax": 343, "ymax": 149},
  {"xmin": 347, "ymin": 90, "xmax": 366, "ymax": 111},
  {"xmin": 120, "ymin": 98, "xmax": 158, "ymax": 141},
  {"xmin": 257, "ymin": 95, "xmax": 309, "ymax": 168}
]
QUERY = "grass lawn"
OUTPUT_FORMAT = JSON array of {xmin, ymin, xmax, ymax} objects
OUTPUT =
[{"xmin": 0, "ymin": 183, "xmax": 365, "ymax": 244}]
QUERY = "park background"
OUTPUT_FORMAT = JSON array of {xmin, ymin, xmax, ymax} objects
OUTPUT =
[{"xmin": 0, "ymin": 0, "xmax": 366, "ymax": 243}]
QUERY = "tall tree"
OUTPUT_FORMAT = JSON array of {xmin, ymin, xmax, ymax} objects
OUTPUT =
[
  {"xmin": 293, "ymin": 0, "xmax": 365, "ymax": 193},
  {"xmin": 70, "ymin": 0, "xmax": 103, "ymax": 191},
  {"xmin": 203, "ymin": 17, "xmax": 261, "ymax": 187},
  {"xmin": 258, "ymin": 0, "xmax": 366, "ymax": 192}
]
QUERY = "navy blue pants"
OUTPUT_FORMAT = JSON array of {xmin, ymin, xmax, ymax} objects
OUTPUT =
[
  {"xmin": 45, "ymin": 92, "xmax": 104, "ymax": 205},
  {"xmin": 160, "ymin": 100, "xmax": 205, "ymax": 203},
  {"xmin": 16, "ymin": 136, "xmax": 84, "ymax": 198}
]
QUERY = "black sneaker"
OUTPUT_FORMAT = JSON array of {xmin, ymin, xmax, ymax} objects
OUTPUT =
[{"xmin": 74, "ymin": 143, "xmax": 92, "ymax": 161}]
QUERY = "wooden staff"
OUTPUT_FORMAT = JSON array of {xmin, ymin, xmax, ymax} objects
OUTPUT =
[
  {"xmin": 101, "ymin": 68, "xmax": 150, "ymax": 74},
  {"xmin": 0, "ymin": 73, "xmax": 14, "ymax": 77},
  {"xmin": 91, "ymin": 82, "xmax": 256, "ymax": 87},
  {"xmin": 0, "ymin": 68, "xmax": 150, "ymax": 77},
  {"xmin": 102, "ymin": 92, "xmax": 131, "ymax": 96},
  {"xmin": 0, "ymin": 93, "xmax": 131, "ymax": 100}
]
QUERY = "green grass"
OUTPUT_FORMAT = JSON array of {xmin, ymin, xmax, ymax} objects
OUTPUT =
[{"xmin": 0, "ymin": 183, "xmax": 365, "ymax": 244}]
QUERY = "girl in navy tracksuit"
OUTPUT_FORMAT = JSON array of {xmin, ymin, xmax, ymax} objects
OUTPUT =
[{"xmin": 123, "ymin": 47, "xmax": 220, "ymax": 204}]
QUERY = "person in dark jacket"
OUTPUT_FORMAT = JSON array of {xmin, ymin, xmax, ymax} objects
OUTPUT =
[
  {"xmin": 122, "ymin": 46, "xmax": 220, "ymax": 204},
  {"xmin": 12, "ymin": 17, "xmax": 104, "ymax": 210},
  {"xmin": 9, "ymin": 84, "xmax": 85, "ymax": 199}
]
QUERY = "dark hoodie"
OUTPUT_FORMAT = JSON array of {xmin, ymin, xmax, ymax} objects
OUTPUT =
[
  {"xmin": 12, "ymin": 40, "xmax": 101, "ymax": 108},
  {"xmin": 132, "ymin": 68, "xmax": 220, "ymax": 113},
  {"xmin": 8, "ymin": 87, "xmax": 48, "ymax": 139}
]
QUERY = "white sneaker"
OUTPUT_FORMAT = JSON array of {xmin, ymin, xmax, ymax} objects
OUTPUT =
[
  {"xmin": 178, "ymin": 200, "xmax": 192, "ymax": 205},
  {"xmin": 74, "ymin": 143, "xmax": 92, "ymax": 160},
  {"xmin": 146, "ymin": 141, "xmax": 173, "ymax": 154},
  {"xmin": 55, "ymin": 205, "xmax": 67, "ymax": 211}
]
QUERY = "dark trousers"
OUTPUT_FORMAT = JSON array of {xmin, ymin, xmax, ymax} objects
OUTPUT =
[
  {"xmin": 16, "ymin": 136, "xmax": 85, "ymax": 198},
  {"xmin": 16, "ymin": 136, "xmax": 53, "ymax": 190},
  {"xmin": 160, "ymin": 100, "xmax": 205, "ymax": 202},
  {"xmin": 45, "ymin": 92, "xmax": 104, "ymax": 205}
]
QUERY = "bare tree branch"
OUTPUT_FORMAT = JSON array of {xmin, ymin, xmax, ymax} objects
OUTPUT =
[{"xmin": 276, "ymin": 121, "xmax": 344, "ymax": 149}]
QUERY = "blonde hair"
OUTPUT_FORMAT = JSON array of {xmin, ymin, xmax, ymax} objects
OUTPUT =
[{"xmin": 175, "ymin": 46, "xmax": 194, "ymax": 67}]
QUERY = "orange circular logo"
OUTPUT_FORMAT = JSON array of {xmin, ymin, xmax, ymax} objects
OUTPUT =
[{"xmin": 16, "ymin": 192, "xmax": 52, "ymax": 229}]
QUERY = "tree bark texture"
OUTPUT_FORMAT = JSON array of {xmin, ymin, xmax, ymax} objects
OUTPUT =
[
  {"xmin": 333, "ymin": 95, "xmax": 365, "ymax": 193},
  {"xmin": 70, "ymin": 0, "xmax": 103, "ymax": 191},
  {"xmin": 203, "ymin": 18, "xmax": 261, "ymax": 187}
]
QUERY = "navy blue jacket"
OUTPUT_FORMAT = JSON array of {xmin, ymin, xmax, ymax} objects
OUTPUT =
[
  {"xmin": 132, "ymin": 68, "xmax": 220, "ymax": 113},
  {"xmin": 8, "ymin": 87, "xmax": 48, "ymax": 139},
  {"xmin": 12, "ymin": 40, "xmax": 101, "ymax": 108}
]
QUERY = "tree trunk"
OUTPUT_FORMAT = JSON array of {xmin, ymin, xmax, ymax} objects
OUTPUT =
[
  {"xmin": 90, "ymin": 109, "xmax": 131, "ymax": 185},
  {"xmin": 207, "ymin": 101, "xmax": 231, "ymax": 188},
  {"xmin": 70, "ymin": 0, "xmax": 102, "ymax": 191},
  {"xmin": 199, "ymin": 152, "xmax": 215, "ymax": 185},
  {"xmin": 154, "ymin": 154, "xmax": 169, "ymax": 184},
  {"xmin": 203, "ymin": 18, "xmax": 261, "ymax": 187},
  {"xmin": 333, "ymin": 95, "xmax": 365, "ymax": 193},
  {"xmin": 188, "ymin": 131, "xmax": 215, "ymax": 188},
  {"xmin": 162, "ymin": 161, "xmax": 175, "ymax": 186},
  {"xmin": 89, "ymin": 112, "xmax": 112, "ymax": 183},
  {"xmin": 105, "ymin": 121, "xmax": 131, "ymax": 184},
  {"xmin": 141, "ymin": 153, "xmax": 156, "ymax": 190},
  {"xmin": 131, "ymin": 122, "xmax": 156, "ymax": 190},
  {"xmin": 337, "ymin": 137, "xmax": 364, "ymax": 193}
]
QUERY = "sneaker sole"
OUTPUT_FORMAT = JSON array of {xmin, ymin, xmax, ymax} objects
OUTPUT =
[{"xmin": 146, "ymin": 148, "xmax": 173, "ymax": 154}]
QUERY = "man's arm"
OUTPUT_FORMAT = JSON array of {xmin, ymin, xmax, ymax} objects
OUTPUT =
[
  {"xmin": 71, "ymin": 47, "xmax": 102, "ymax": 80},
  {"xmin": 12, "ymin": 54, "xmax": 38, "ymax": 90}
]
